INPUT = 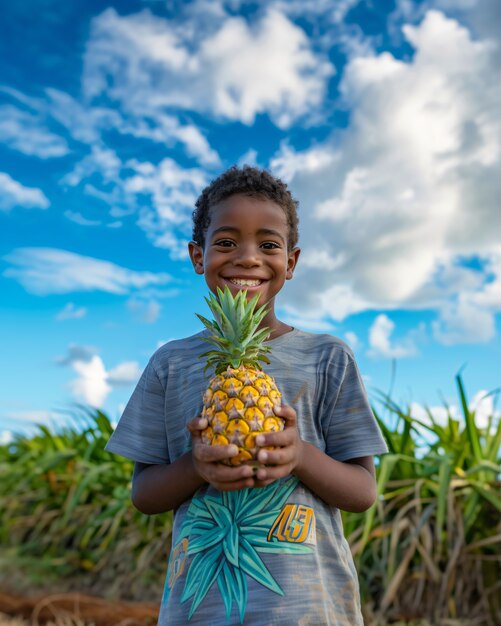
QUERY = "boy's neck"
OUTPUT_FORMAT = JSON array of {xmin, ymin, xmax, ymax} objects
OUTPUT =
[{"xmin": 265, "ymin": 320, "xmax": 294, "ymax": 340}]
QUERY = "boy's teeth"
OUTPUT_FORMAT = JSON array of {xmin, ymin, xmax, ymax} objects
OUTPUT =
[{"xmin": 230, "ymin": 278, "xmax": 262, "ymax": 287}]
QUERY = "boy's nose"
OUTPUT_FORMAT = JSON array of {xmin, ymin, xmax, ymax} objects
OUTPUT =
[{"xmin": 234, "ymin": 245, "xmax": 261, "ymax": 267}]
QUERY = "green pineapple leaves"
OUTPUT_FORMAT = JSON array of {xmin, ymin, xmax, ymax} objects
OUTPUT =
[{"xmin": 197, "ymin": 286, "xmax": 272, "ymax": 373}]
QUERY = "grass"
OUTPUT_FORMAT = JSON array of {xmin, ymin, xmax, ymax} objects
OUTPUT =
[{"xmin": 0, "ymin": 376, "xmax": 499, "ymax": 624}]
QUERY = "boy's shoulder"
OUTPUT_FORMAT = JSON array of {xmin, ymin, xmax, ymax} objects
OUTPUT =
[
  {"xmin": 150, "ymin": 330, "xmax": 208, "ymax": 368},
  {"xmin": 280, "ymin": 328, "xmax": 355, "ymax": 358}
]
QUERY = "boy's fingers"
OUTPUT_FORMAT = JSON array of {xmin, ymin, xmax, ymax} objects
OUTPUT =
[
  {"xmin": 193, "ymin": 441, "xmax": 238, "ymax": 462},
  {"xmin": 255, "ymin": 464, "xmax": 290, "ymax": 483},
  {"xmin": 210, "ymin": 464, "xmax": 255, "ymax": 482},
  {"xmin": 187, "ymin": 416, "xmax": 208, "ymax": 433},
  {"xmin": 200, "ymin": 460, "xmax": 256, "ymax": 488},
  {"xmin": 255, "ymin": 428, "xmax": 294, "ymax": 448},
  {"xmin": 257, "ymin": 445, "xmax": 294, "ymax": 466},
  {"xmin": 275, "ymin": 404, "xmax": 297, "ymax": 423}
]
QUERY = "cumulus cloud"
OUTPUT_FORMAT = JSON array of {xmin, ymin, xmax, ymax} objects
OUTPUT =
[
  {"xmin": 107, "ymin": 361, "xmax": 143, "ymax": 386},
  {"xmin": 118, "ymin": 113, "xmax": 220, "ymax": 166},
  {"xmin": 432, "ymin": 296, "xmax": 496, "ymax": 345},
  {"xmin": 368, "ymin": 314, "xmax": 417, "ymax": 358},
  {"xmin": 0, "ymin": 104, "xmax": 69, "ymax": 158},
  {"xmin": 0, "ymin": 172, "xmax": 50, "ymax": 211},
  {"xmin": 3, "ymin": 247, "xmax": 172, "ymax": 295},
  {"xmin": 57, "ymin": 344, "xmax": 98, "ymax": 366},
  {"xmin": 59, "ymin": 344, "xmax": 142, "ymax": 407},
  {"xmin": 126, "ymin": 157, "xmax": 207, "ymax": 258},
  {"xmin": 83, "ymin": 7, "xmax": 333, "ymax": 128},
  {"xmin": 272, "ymin": 10, "xmax": 501, "ymax": 344},
  {"xmin": 61, "ymin": 145, "xmax": 122, "ymax": 187},
  {"xmin": 69, "ymin": 355, "xmax": 112, "ymax": 407},
  {"xmin": 1, "ymin": 6, "xmax": 332, "ymax": 260}
]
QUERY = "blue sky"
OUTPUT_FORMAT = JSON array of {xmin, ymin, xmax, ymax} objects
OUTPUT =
[{"xmin": 1, "ymin": 0, "xmax": 500, "ymax": 438}]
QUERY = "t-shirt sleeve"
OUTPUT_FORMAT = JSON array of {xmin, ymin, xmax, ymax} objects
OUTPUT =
[
  {"xmin": 324, "ymin": 352, "xmax": 388, "ymax": 461},
  {"xmin": 105, "ymin": 357, "xmax": 169, "ymax": 464}
]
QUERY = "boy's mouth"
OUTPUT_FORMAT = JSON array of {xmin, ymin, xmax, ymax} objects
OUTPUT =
[{"xmin": 228, "ymin": 278, "xmax": 263, "ymax": 287}]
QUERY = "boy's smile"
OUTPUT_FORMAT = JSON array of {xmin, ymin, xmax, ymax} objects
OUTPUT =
[{"xmin": 189, "ymin": 194, "xmax": 300, "ymax": 334}]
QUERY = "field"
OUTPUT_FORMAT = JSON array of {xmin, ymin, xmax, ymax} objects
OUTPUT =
[{"xmin": 0, "ymin": 375, "xmax": 499, "ymax": 625}]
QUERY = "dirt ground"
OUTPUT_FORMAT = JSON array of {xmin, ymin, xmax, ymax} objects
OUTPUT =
[{"xmin": 0, "ymin": 588, "xmax": 159, "ymax": 626}]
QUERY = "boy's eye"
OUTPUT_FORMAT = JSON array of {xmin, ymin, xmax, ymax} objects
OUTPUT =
[
  {"xmin": 214, "ymin": 239, "xmax": 235, "ymax": 247},
  {"xmin": 260, "ymin": 241, "xmax": 280, "ymax": 250}
]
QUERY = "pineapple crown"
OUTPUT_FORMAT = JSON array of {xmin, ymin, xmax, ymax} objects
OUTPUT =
[{"xmin": 197, "ymin": 286, "xmax": 272, "ymax": 374}]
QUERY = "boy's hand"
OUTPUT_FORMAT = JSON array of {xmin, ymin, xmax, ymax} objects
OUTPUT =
[
  {"xmin": 253, "ymin": 404, "xmax": 305, "ymax": 487},
  {"xmin": 187, "ymin": 417, "xmax": 256, "ymax": 491}
]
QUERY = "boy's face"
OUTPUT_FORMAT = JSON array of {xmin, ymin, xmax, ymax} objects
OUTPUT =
[{"xmin": 188, "ymin": 194, "xmax": 300, "ymax": 310}]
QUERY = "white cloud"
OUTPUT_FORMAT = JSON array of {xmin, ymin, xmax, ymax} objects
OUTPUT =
[
  {"xmin": 279, "ymin": 306, "xmax": 336, "ymax": 332},
  {"xmin": 60, "ymin": 345, "xmax": 142, "ymax": 407},
  {"xmin": 118, "ymin": 114, "xmax": 220, "ymax": 166},
  {"xmin": 410, "ymin": 388, "xmax": 500, "ymax": 436},
  {"xmin": 61, "ymin": 145, "xmax": 122, "ymax": 187},
  {"xmin": 469, "ymin": 251, "xmax": 501, "ymax": 309},
  {"xmin": 0, "ymin": 172, "xmax": 50, "ymax": 211},
  {"xmin": 272, "ymin": 0, "xmax": 358, "ymax": 23},
  {"xmin": 271, "ymin": 142, "xmax": 339, "ymax": 182},
  {"xmin": 344, "ymin": 331, "xmax": 360, "ymax": 352},
  {"xmin": 83, "ymin": 7, "xmax": 333, "ymax": 128},
  {"xmin": 272, "ymin": 10, "xmax": 501, "ymax": 345},
  {"xmin": 127, "ymin": 297, "xmax": 161, "ymax": 324},
  {"xmin": 429, "ymin": 251, "xmax": 501, "ymax": 344},
  {"xmin": 46, "ymin": 88, "xmax": 118, "ymax": 144},
  {"xmin": 238, "ymin": 148, "xmax": 259, "ymax": 167},
  {"xmin": 433, "ymin": 297, "xmax": 496, "ymax": 345},
  {"xmin": 64, "ymin": 211, "xmax": 102, "ymax": 226},
  {"xmin": 0, "ymin": 104, "xmax": 69, "ymax": 158},
  {"xmin": 368, "ymin": 314, "xmax": 417, "ymax": 358},
  {"xmin": 126, "ymin": 157, "xmax": 207, "ymax": 258},
  {"xmin": 57, "ymin": 343, "xmax": 98, "ymax": 366},
  {"xmin": 69, "ymin": 355, "xmax": 111, "ymax": 407},
  {"xmin": 4, "ymin": 247, "xmax": 172, "ymax": 295},
  {"xmin": 1, "ymin": 431, "xmax": 13, "ymax": 444},
  {"xmin": 107, "ymin": 361, "xmax": 142, "ymax": 386},
  {"xmin": 469, "ymin": 390, "xmax": 500, "ymax": 431},
  {"xmin": 55, "ymin": 303, "xmax": 88, "ymax": 321},
  {"xmin": 409, "ymin": 402, "xmax": 460, "ymax": 439}
]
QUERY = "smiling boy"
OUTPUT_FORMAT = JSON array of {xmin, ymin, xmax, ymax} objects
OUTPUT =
[{"xmin": 106, "ymin": 165, "xmax": 388, "ymax": 625}]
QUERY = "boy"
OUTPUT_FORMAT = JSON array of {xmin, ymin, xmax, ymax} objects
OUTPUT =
[{"xmin": 106, "ymin": 165, "xmax": 388, "ymax": 625}]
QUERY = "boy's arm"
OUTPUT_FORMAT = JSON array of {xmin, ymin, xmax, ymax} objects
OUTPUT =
[
  {"xmin": 131, "ymin": 424, "xmax": 257, "ymax": 514},
  {"xmin": 254, "ymin": 404, "xmax": 377, "ymax": 512},
  {"xmin": 132, "ymin": 405, "xmax": 378, "ymax": 514}
]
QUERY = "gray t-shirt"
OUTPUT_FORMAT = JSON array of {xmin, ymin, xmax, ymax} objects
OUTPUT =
[{"xmin": 106, "ymin": 328, "xmax": 388, "ymax": 625}]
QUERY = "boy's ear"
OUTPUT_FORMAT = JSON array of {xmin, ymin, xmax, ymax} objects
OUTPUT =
[
  {"xmin": 286, "ymin": 247, "xmax": 300, "ymax": 280},
  {"xmin": 188, "ymin": 241, "xmax": 204, "ymax": 274}
]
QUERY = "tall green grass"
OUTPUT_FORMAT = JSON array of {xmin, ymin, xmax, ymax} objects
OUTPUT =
[
  {"xmin": 0, "ymin": 377, "xmax": 500, "ymax": 623},
  {"xmin": 344, "ymin": 375, "xmax": 501, "ymax": 625},
  {"xmin": 0, "ymin": 409, "xmax": 171, "ymax": 600}
]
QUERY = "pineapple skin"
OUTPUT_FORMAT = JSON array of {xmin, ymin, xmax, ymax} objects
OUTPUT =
[{"xmin": 201, "ymin": 364, "xmax": 284, "ymax": 466}]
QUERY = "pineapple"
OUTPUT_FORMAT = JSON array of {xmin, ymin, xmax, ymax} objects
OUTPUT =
[{"xmin": 197, "ymin": 286, "xmax": 284, "ymax": 466}]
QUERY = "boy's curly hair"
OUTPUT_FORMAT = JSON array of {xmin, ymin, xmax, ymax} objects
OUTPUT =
[{"xmin": 192, "ymin": 165, "xmax": 299, "ymax": 249}]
